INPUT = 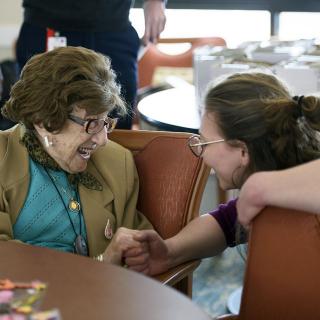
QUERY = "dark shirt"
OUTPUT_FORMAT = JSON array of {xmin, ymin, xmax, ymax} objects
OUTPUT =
[
  {"xmin": 23, "ymin": 0, "xmax": 132, "ymax": 31},
  {"xmin": 209, "ymin": 198, "xmax": 238, "ymax": 247}
]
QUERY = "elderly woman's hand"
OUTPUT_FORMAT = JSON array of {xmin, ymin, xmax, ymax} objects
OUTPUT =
[{"xmin": 102, "ymin": 227, "xmax": 148, "ymax": 265}]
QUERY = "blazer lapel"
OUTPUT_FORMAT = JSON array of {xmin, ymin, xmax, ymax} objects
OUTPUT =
[{"xmin": 79, "ymin": 161, "xmax": 115, "ymax": 257}]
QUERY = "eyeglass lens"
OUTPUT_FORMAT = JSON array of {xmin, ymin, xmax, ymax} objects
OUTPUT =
[
  {"xmin": 188, "ymin": 136, "xmax": 203, "ymax": 157},
  {"xmin": 86, "ymin": 118, "xmax": 117, "ymax": 134}
]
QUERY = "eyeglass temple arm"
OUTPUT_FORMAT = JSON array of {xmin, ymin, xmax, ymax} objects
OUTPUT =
[{"xmin": 189, "ymin": 140, "xmax": 224, "ymax": 147}]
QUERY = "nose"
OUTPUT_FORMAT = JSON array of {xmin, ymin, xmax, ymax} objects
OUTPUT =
[{"xmin": 92, "ymin": 127, "xmax": 108, "ymax": 146}]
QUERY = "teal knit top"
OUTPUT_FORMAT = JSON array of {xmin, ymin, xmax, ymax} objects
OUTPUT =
[{"xmin": 13, "ymin": 158, "xmax": 88, "ymax": 253}]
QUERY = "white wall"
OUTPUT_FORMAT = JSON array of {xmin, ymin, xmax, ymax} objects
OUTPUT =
[{"xmin": 0, "ymin": 0, "xmax": 23, "ymax": 60}]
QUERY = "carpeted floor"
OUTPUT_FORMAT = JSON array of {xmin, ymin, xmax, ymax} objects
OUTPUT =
[
  {"xmin": 194, "ymin": 174, "xmax": 245, "ymax": 318},
  {"xmin": 192, "ymin": 248, "xmax": 245, "ymax": 318}
]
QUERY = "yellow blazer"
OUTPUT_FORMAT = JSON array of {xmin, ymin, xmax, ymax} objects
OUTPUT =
[{"xmin": 0, "ymin": 125, "xmax": 152, "ymax": 256}]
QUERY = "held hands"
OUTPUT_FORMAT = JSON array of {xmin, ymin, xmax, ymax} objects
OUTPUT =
[
  {"xmin": 101, "ymin": 227, "xmax": 171, "ymax": 277},
  {"xmin": 142, "ymin": 0, "xmax": 166, "ymax": 45},
  {"xmin": 124, "ymin": 230, "xmax": 170, "ymax": 276},
  {"xmin": 102, "ymin": 227, "xmax": 148, "ymax": 265}
]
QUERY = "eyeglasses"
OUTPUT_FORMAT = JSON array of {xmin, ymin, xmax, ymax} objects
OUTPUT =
[
  {"xmin": 68, "ymin": 114, "xmax": 118, "ymax": 134},
  {"xmin": 188, "ymin": 134, "xmax": 225, "ymax": 157}
]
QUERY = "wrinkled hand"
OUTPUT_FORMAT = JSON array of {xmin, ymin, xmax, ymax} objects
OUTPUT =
[
  {"xmin": 102, "ymin": 227, "xmax": 147, "ymax": 265},
  {"xmin": 142, "ymin": 0, "xmax": 166, "ymax": 45},
  {"xmin": 124, "ymin": 230, "xmax": 169, "ymax": 275}
]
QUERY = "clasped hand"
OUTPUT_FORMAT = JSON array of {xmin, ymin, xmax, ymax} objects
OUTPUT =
[{"xmin": 104, "ymin": 228, "xmax": 169, "ymax": 276}]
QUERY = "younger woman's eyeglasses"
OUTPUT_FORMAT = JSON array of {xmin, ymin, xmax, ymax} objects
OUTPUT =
[
  {"xmin": 188, "ymin": 134, "xmax": 225, "ymax": 157},
  {"xmin": 68, "ymin": 114, "xmax": 118, "ymax": 134}
]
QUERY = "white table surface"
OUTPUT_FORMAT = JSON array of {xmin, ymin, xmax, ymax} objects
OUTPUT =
[{"xmin": 137, "ymin": 86, "xmax": 201, "ymax": 131}]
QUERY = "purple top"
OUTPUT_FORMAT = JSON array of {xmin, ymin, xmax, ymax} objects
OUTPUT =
[{"xmin": 209, "ymin": 198, "xmax": 238, "ymax": 247}]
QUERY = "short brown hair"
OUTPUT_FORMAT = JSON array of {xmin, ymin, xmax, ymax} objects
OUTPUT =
[{"xmin": 2, "ymin": 46, "xmax": 126, "ymax": 131}]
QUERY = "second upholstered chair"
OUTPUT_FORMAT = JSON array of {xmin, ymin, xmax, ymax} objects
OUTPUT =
[{"xmin": 216, "ymin": 206, "xmax": 320, "ymax": 320}]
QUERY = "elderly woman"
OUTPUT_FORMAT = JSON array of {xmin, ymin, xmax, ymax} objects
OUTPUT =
[{"xmin": 0, "ymin": 46, "xmax": 152, "ymax": 263}]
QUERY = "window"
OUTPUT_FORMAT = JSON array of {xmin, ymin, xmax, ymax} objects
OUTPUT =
[
  {"xmin": 279, "ymin": 12, "xmax": 320, "ymax": 40},
  {"xmin": 130, "ymin": 9, "xmax": 270, "ymax": 48}
]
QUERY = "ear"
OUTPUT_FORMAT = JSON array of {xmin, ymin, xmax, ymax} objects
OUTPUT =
[
  {"xmin": 239, "ymin": 142, "xmax": 250, "ymax": 167},
  {"xmin": 33, "ymin": 123, "xmax": 48, "ymax": 138}
]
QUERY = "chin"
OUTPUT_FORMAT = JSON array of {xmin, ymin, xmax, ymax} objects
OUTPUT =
[
  {"xmin": 217, "ymin": 180, "xmax": 232, "ymax": 191},
  {"xmin": 69, "ymin": 162, "xmax": 88, "ymax": 174}
]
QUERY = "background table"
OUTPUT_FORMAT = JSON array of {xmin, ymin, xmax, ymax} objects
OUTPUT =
[
  {"xmin": 0, "ymin": 242, "xmax": 211, "ymax": 320},
  {"xmin": 138, "ymin": 86, "xmax": 201, "ymax": 133}
]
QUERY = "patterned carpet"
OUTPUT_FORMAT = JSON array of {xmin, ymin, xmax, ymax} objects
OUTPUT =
[
  {"xmin": 191, "ymin": 173, "xmax": 245, "ymax": 318},
  {"xmin": 192, "ymin": 244, "xmax": 246, "ymax": 318}
]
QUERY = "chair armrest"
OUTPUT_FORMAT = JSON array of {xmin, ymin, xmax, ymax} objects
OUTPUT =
[{"xmin": 153, "ymin": 260, "xmax": 200, "ymax": 286}]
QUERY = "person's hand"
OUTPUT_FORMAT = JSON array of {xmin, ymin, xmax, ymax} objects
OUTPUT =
[
  {"xmin": 142, "ymin": 0, "xmax": 166, "ymax": 45},
  {"xmin": 102, "ymin": 227, "xmax": 146, "ymax": 265},
  {"xmin": 237, "ymin": 173, "xmax": 267, "ymax": 229},
  {"xmin": 124, "ymin": 230, "xmax": 169, "ymax": 275}
]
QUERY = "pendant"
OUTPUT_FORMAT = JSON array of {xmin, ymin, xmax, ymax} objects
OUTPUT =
[
  {"xmin": 74, "ymin": 235, "xmax": 88, "ymax": 256},
  {"xmin": 69, "ymin": 199, "xmax": 81, "ymax": 212},
  {"xmin": 104, "ymin": 219, "xmax": 113, "ymax": 240}
]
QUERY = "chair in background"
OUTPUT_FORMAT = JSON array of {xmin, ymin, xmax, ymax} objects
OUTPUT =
[
  {"xmin": 109, "ymin": 129, "xmax": 210, "ymax": 297},
  {"xmin": 216, "ymin": 206, "xmax": 320, "ymax": 320},
  {"xmin": 138, "ymin": 37, "xmax": 227, "ymax": 88}
]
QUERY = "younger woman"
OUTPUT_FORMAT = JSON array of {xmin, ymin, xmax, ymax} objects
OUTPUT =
[{"xmin": 123, "ymin": 72, "xmax": 320, "ymax": 275}]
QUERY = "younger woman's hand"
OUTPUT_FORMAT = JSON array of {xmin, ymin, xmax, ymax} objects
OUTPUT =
[{"xmin": 124, "ymin": 230, "xmax": 170, "ymax": 276}]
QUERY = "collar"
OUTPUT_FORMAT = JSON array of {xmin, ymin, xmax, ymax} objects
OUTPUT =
[{"xmin": 21, "ymin": 130, "xmax": 103, "ymax": 191}]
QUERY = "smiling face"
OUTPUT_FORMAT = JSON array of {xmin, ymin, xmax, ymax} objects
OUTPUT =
[
  {"xmin": 199, "ymin": 112, "xmax": 250, "ymax": 190},
  {"xmin": 34, "ymin": 107, "xmax": 108, "ymax": 173}
]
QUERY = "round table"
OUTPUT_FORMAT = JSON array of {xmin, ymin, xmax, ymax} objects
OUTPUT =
[
  {"xmin": 0, "ymin": 242, "xmax": 211, "ymax": 320},
  {"xmin": 138, "ymin": 86, "xmax": 201, "ymax": 133}
]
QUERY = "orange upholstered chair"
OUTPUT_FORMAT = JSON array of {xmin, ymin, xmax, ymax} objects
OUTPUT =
[
  {"xmin": 216, "ymin": 206, "xmax": 320, "ymax": 320},
  {"xmin": 138, "ymin": 37, "xmax": 226, "ymax": 88},
  {"xmin": 109, "ymin": 129, "xmax": 210, "ymax": 296}
]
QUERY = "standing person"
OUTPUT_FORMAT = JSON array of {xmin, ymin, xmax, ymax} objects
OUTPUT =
[
  {"xmin": 0, "ymin": 60, "xmax": 18, "ymax": 130},
  {"xmin": 0, "ymin": 46, "xmax": 153, "ymax": 264},
  {"xmin": 15, "ymin": 0, "xmax": 166, "ymax": 129},
  {"xmin": 122, "ymin": 72, "xmax": 320, "ymax": 275}
]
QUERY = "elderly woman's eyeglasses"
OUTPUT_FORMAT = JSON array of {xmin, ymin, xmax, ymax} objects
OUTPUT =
[
  {"xmin": 188, "ymin": 134, "xmax": 225, "ymax": 157},
  {"xmin": 68, "ymin": 114, "xmax": 118, "ymax": 134}
]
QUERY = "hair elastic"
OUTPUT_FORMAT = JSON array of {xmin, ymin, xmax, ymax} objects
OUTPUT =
[{"xmin": 293, "ymin": 95, "xmax": 305, "ymax": 118}]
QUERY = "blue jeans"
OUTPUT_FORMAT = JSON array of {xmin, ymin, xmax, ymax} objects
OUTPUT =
[{"xmin": 16, "ymin": 22, "xmax": 140, "ymax": 129}]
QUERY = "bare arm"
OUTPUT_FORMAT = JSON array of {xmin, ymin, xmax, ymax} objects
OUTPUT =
[
  {"xmin": 125, "ymin": 214, "xmax": 227, "ymax": 275},
  {"xmin": 237, "ymin": 159, "xmax": 320, "ymax": 228},
  {"xmin": 165, "ymin": 214, "xmax": 227, "ymax": 267},
  {"xmin": 142, "ymin": 0, "xmax": 166, "ymax": 45}
]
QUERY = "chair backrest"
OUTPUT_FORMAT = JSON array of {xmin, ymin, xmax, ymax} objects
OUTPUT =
[
  {"xmin": 237, "ymin": 207, "xmax": 320, "ymax": 320},
  {"xmin": 109, "ymin": 129, "xmax": 210, "ymax": 239},
  {"xmin": 138, "ymin": 37, "xmax": 226, "ymax": 88}
]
